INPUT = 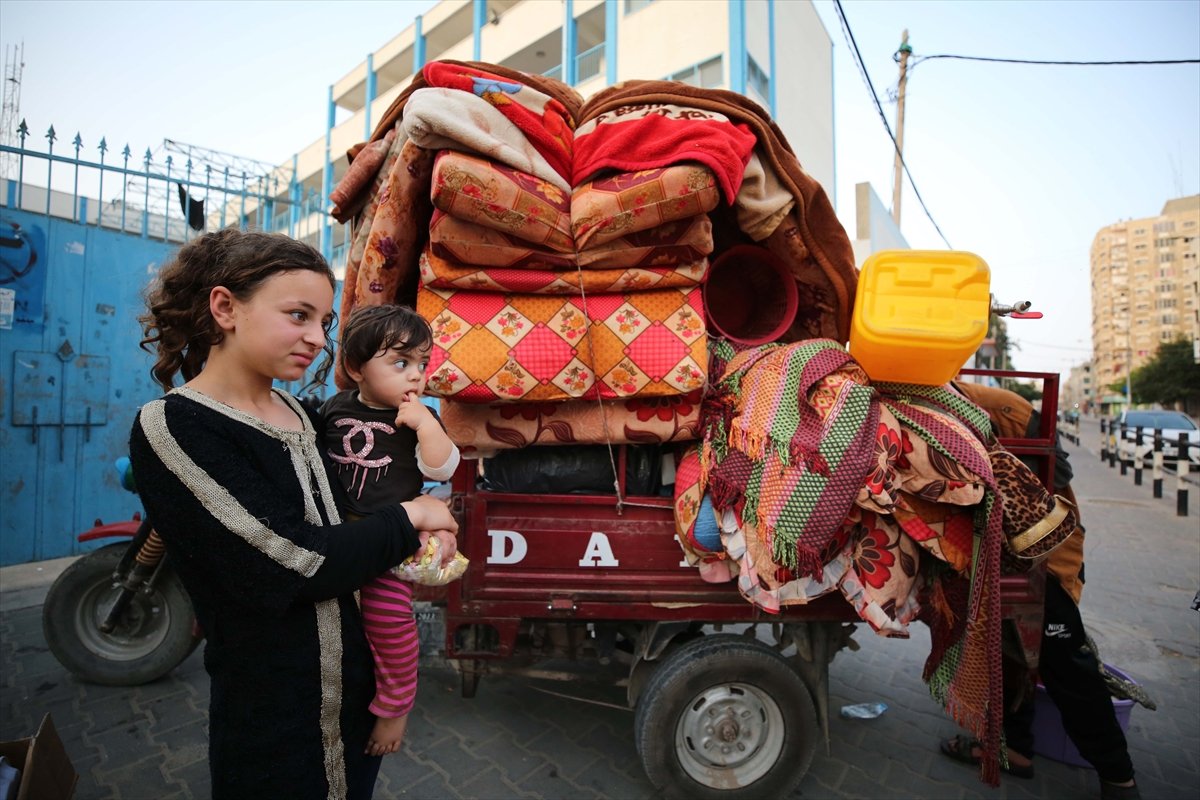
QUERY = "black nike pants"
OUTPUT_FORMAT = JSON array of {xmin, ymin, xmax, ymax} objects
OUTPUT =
[{"xmin": 1004, "ymin": 576, "xmax": 1135, "ymax": 784}]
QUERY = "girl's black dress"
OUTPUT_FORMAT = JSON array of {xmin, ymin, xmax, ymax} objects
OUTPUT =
[{"xmin": 129, "ymin": 388, "xmax": 421, "ymax": 800}]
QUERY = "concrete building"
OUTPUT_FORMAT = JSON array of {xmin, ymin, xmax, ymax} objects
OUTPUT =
[
  {"xmin": 1061, "ymin": 360, "xmax": 1094, "ymax": 416},
  {"xmin": 264, "ymin": 0, "xmax": 836, "ymax": 274},
  {"xmin": 1090, "ymin": 194, "xmax": 1200, "ymax": 411}
]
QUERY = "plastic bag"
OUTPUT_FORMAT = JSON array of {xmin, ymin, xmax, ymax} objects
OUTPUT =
[{"xmin": 393, "ymin": 536, "xmax": 468, "ymax": 586}]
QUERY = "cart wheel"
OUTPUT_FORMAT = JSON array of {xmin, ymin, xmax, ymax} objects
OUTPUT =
[{"xmin": 633, "ymin": 634, "xmax": 817, "ymax": 800}]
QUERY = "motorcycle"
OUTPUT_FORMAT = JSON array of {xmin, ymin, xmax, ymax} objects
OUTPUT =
[{"xmin": 42, "ymin": 458, "xmax": 202, "ymax": 686}]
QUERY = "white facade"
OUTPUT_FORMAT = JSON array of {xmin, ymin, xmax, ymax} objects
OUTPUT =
[{"xmin": 273, "ymin": 0, "xmax": 837, "ymax": 270}]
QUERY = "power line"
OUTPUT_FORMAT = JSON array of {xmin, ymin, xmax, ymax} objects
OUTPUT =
[
  {"xmin": 910, "ymin": 54, "xmax": 1200, "ymax": 70},
  {"xmin": 831, "ymin": 0, "xmax": 952, "ymax": 248},
  {"xmin": 1012, "ymin": 339, "xmax": 1094, "ymax": 352}
]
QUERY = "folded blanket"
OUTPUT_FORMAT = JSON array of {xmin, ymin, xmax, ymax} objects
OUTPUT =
[
  {"xmin": 429, "ymin": 209, "xmax": 576, "ymax": 270},
  {"xmin": 339, "ymin": 132, "xmax": 411, "ymax": 380},
  {"xmin": 419, "ymin": 246, "xmax": 708, "ymax": 295},
  {"xmin": 576, "ymin": 215, "xmax": 713, "ymax": 268},
  {"xmin": 418, "ymin": 284, "xmax": 707, "ymax": 403},
  {"xmin": 351, "ymin": 139, "xmax": 435, "ymax": 312},
  {"xmin": 401, "ymin": 87, "xmax": 571, "ymax": 193},
  {"xmin": 573, "ymin": 103, "xmax": 757, "ymax": 203},
  {"xmin": 571, "ymin": 164, "xmax": 720, "ymax": 250},
  {"xmin": 331, "ymin": 128, "xmax": 397, "ymax": 220},
  {"xmin": 438, "ymin": 391, "xmax": 702, "ymax": 453},
  {"xmin": 337, "ymin": 61, "xmax": 581, "ymax": 224},
  {"xmin": 431, "ymin": 150, "xmax": 573, "ymax": 251},
  {"xmin": 580, "ymin": 82, "xmax": 856, "ymax": 342},
  {"xmin": 423, "ymin": 62, "xmax": 573, "ymax": 184},
  {"xmin": 736, "ymin": 150, "xmax": 795, "ymax": 241}
]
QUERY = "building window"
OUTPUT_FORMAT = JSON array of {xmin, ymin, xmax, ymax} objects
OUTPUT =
[
  {"xmin": 747, "ymin": 56, "xmax": 770, "ymax": 105},
  {"xmin": 669, "ymin": 55, "xmax": 723, "ymax": 89},
  {"xmin": 624, "ymin": 0, "xmax": 654, "ymax": 13}
]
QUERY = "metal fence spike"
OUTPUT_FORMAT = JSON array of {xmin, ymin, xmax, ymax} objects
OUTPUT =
[
  {"xmin": 122, "ymin": 144, "xmax": 131, "ymax": 159},
  {"xmin": 17, "ymin": 119, "xmax": 28, "ymax": 137},
  {"xmin": 143, "ymin": 148, "xmax": 152, "ymax": 164},
  {"xmin": 46, "ymin": 125, "xmax": 57, "ymax": 142},
  {"xmin": 165, "ymin": 154, "xmax": 173, "ymax": 167},
  {"xmin": 98, "ymin": 137, "xmax": 108, "ymax": 154}
]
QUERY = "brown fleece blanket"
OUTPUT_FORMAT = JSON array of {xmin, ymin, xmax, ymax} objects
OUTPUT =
[{"xmin": 579, "ymin": 82, "xmax": 856, "ymax": 343}]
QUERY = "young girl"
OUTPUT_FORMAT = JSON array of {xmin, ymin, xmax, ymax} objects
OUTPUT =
[
  {"xmin": 129, "ymin": 228, "xmax": 457, "ymax": 800},
  {"xmin": 320, "ymin": 305, "xmax": 461, "ymax": 757}
]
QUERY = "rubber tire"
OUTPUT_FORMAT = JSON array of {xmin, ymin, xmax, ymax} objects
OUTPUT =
[
  {"xmin": 43, "ymin": 542, "xmax": 200, "ymax": 686},
  {"xmin": 633, "ymin": 634, "xmax": 818, "ymax": 800}
]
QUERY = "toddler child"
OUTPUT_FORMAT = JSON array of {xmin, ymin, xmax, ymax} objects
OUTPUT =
[{"xmin": 321, "ymin": 304, "xmax": 462, "ymax": 756}]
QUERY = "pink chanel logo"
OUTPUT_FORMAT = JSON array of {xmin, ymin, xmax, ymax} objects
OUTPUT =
[{"xmin": 329, "ymin": 417, "xmax": 395, "ymax": 498}]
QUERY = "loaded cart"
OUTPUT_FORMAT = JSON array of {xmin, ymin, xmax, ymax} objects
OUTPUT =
[
  {"xmin": 330, "ymin": 60, "xmax": 1076, "ymax": 798},
  {"xmin": 426, "ymin": 369, "xmax": 1059, "ymax": 800}
]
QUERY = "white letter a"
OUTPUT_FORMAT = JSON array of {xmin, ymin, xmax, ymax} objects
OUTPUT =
[{"xmin": 579, "ymin": 531, "xmax": 619, "ymax": 567}]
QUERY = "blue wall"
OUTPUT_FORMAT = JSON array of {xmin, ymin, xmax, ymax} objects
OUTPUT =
[
  {"xmin": 1, "ymin": 208, "xmax": 172, "ymax": 565},
  {"xmin": 0, "ymin": 209, "xmax": 343, "ymax": 565}
]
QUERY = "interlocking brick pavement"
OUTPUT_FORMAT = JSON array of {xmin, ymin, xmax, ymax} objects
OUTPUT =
[{"xmin": 2, "ymin": 434, "xmax": 1197, "ymax": 799}]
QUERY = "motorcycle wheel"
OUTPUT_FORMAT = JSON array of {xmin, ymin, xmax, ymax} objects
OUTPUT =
[{"xmin": 43, "ymin": 542, "xmax": 201, "ymax": 686}]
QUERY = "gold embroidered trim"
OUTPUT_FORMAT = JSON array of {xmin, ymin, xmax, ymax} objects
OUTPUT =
[
  {"xmin": 315, "ymin": 598, "xmax": 346, "ymax": 799},
  {"xmin": 1009, "ymin": 495, "xmax": 1073, "ymax": 555},
  {"xmin": 140, "ymin": 399, "xmax": 325, "ymax": 577},
  {"xmin": 172, "ymin": 386, "xmax": 313, "ymax": 442}
]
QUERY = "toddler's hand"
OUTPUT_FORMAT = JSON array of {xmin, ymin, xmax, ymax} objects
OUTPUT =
[
  {"xmin": 395, "ymin": 392, "xmax": 433, "ymax": 432},
  {"xmin": 405, "ymin": 494, "xmax": 457, "ymax": 534}
]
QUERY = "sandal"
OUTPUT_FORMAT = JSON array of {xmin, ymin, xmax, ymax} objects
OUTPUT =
[{"xmin": 939, "ymin": 734, "xmax": 1035, "ymax": 779}]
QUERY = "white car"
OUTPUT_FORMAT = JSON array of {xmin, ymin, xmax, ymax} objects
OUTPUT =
[{"xmin": 1115, "ymin": 410, "xmax": 1200, "ymax": 466}]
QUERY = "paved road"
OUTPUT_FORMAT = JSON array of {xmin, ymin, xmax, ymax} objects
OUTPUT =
[{"xmin": 2, "ymin": 435, "xmax": 1197, "ymax": 799}]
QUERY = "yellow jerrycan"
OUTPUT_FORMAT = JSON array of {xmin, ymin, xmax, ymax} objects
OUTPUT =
[{"xmin": 849, "ymin": 250, "xmax": 991, "ymax": 385}]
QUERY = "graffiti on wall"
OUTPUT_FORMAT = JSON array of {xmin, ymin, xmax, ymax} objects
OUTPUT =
[{"xmin": 0, "ymin": 216, "xmax": 47, "ymax": 331}]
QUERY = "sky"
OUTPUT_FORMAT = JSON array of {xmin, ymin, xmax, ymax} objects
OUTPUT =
[{"xmin": 2, "ymin": 0, "xmax": 1198, "ymax": 378}]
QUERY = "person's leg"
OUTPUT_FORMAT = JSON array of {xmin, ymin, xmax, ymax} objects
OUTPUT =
[
  {"xmin": 346, "ymin": 753, "xmax": 383, "ymax": 800},
  {"xmin": 360, "ymin": 574, "xmax": 419, "ymax": 752},
  {"xmin": 1038, "ymin": 577, "xmax": 1135, "ymax": 785},
  {"xmin": 1003, "ymin": 691, "xmax": 1037, "ymax": 765}
]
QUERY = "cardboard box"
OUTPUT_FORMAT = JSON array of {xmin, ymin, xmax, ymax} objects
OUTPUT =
[{"xmin": 0, "ymin": 714, "xmax": 78, "ymax": 800}]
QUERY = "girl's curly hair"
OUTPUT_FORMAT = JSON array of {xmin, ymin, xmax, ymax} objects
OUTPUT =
[{"xmin": 139, "ymin": 228, "xmax": 336, "ymax": 392}]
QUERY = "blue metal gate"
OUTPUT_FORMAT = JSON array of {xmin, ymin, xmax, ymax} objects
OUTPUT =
[{"xmin": 0, "ymin": 123, "xmax": 339, "ymax": 565}]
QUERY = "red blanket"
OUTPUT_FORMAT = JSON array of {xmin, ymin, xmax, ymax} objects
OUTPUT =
[{"xmin": 573, "ymin": 104, "xmax": 757, "ymax": 203}]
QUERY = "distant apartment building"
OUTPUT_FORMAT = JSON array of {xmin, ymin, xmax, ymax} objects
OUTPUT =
[
  {"xmin": 1090, "ymin": 194, "xmax": 1200, "ymax": 410},
  {"xmin": 1061, "ymin": 360, "xmax": 1093, "ymax": 414},
  {"xmin": 264, "ymin": 0, "xmax": 836, "ymax": 272}
]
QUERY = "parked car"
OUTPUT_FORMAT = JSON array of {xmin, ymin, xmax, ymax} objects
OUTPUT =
[{"xmin": 1115, "ymin": 410, "xmax": 1200, "ymax": 465}]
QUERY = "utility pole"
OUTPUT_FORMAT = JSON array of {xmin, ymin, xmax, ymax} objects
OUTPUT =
[{"xmin": 891, "ymin": 30, "xmax": 911, "ymax": 226}]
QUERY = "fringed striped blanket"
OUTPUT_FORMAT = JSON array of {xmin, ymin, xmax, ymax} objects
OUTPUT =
[
  {"xmin": 701, "ymin": 339, "xmax": 880, "ymax": 579},
  {"xmin": 878, "ymin": 383, "xmax": 1004, "ymax": 786},
  {"xmin": 699, "ymin": 340, "xmax": 1006, "ymax": 785}
]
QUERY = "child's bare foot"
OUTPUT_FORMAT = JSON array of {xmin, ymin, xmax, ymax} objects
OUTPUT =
[{"xmin": 365, "ymin": 713, "xmax": 409, "ymax": 756}]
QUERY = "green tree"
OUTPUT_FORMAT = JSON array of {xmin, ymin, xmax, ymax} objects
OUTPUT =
[
  {"xmin": 1010, "ymin": 381, "xmax": 1043, "ymax": 403},
  {"xmin": 1129, "ymin": 337, "xmax": 1200, "ymax": 406}
]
